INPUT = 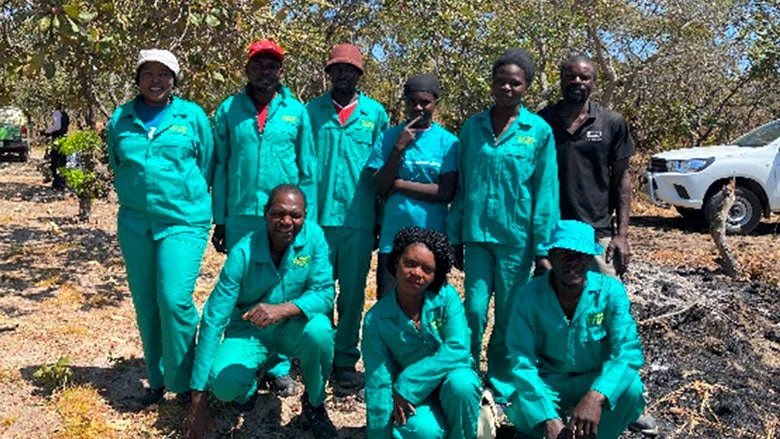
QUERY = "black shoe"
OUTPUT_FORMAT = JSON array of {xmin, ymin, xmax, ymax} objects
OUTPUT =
[
  {"xmin": 136, "ymin": 387, "xmax": 165, "ymax": 408},
  {"xmin": 231, "ymin": 391, "xmax": 259, "ymax": 413},
  {"xmin": 175, "ymin": 391, "xmax": 192, "ymax": 405},
  {"xmin": 334, "ymin": 367, "xmax": 362, "ymax": 389},
  {"xmin": 301, "ymin": 393, "xmax": 337, "ymax": 439},
  {"xmin": 629, "ymin": 414, "xmax": 659, "ymax": 436},
  {"xmin": 262, "ymin": 374, "xmax": 299, "ymax": 397}
]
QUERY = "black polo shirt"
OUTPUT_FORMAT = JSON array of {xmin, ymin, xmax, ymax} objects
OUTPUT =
[{"xmin": 538, "ymin": 101, "xmax": 635, "ymax": 238}]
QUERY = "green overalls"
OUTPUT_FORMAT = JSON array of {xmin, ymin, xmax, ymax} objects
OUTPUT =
[
  {"xmin": 306, "ymin": 91, "xmax": 388, "ymax": 370},
  {"xmin": 506, "ymin": 272, "xmax": 645, "ymax": 438},
  {"xmin": 212, "ymin": 85, "xmax": 318, "ymax": 247},
  {"xmin": 106, "ymin": 95, "xmax": 213, "ymax": 393},
  {"xmin": 212, "ymin": 85, "xmax": 317, "ymax": 377},
  {"xmin": 362, "ymin": 285, "xmax": 481, "ymax": 439},
  {"xmin": 447, "ymin": 106, "xmax": 560, "ymax": 403},
  {"xmin": 190, "ymin": 221, "xmax": 335, "ymax": 406}
]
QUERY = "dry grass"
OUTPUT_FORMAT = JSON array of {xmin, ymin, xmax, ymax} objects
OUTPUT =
[
  {"xmin": 37, "ymin": 273, "xmax": 65, "ymax": 289},
  {"xmin": 47, "ymin": 282, "xmax": 85, "ymax": 307},
  {"xmin": 0, "ymin": 367, "xmax": 21, "ymax": 385},
  {"xmin": 763, "ymin": 414, "xmax": 778, "ymax": 439},
  {"xmin": 58, "ymin": 324, "xmax": 89, "ymax": 337},
  {"xmin": 650, "ymin": 380, "xmax": 731, "ymax": 438},
  {"xmin": 0, "ymin": 416, "xmax": 18, "ymax": 434},
  {"xmin": 53, "ymin": 386, "xmax": 116, "ymax": 439}
]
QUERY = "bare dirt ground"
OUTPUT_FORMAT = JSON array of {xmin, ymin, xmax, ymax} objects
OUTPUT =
[{"xmin": 1, "ymin": 151, "xmax": 778, "ymax": 438}]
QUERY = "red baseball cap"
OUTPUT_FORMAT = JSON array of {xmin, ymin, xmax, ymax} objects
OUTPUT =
[{"xmin": 247, "ymin": 39, "xmax": 284, "ymax": 62}]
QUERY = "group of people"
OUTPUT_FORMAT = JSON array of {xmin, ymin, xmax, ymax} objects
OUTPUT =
[{"xmin": 106, "ymin": 39, "xmax": 650, "ymax": 439}]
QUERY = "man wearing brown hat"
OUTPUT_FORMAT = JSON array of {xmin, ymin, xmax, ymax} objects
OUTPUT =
[{"xmin": 306, "ymin": 43, "xmax": 389, "ymax": 389}]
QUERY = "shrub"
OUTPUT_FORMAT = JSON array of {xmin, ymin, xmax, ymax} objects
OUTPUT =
[{"xmin": 53, "ymin": 130, "xmax": 109, "ymax": 221}]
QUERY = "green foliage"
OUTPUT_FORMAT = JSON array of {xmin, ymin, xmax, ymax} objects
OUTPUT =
[
  {"xmin": 33, "ymin": 356, "xmax": 73, "ymax": 392},
  {"xmin": 1, "ymin": 0, "xmax": 778, "ymax": 150},
  {"xmin": 50, "ymin": 130, "xmax": 108, "ymax": 218},
  {"xmin": 57, "ymin": 168, "xmax": 99, "ymax": 198},
  {"xmin": 53, "ymin": 130, "xmax": 102, "ymax": 156}
]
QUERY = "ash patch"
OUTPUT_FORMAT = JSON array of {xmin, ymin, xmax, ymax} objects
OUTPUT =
[{"xmin": 627, "ymin": 263, "xmax": 779, "ymax": 437}]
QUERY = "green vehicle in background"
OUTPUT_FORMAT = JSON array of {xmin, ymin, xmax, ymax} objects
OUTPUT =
[{"xmin": 0, "ymin": 106, "xmax": 30, "ymax": 162}]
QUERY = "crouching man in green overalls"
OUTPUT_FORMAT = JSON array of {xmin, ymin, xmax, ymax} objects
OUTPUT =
[
  {"xmin": 506, "ymin": 220, "xmax": 645, "ymax": 439},
  {"xmin": 184, "ymin": 184, "xmax": 337, "ymax": 439}
]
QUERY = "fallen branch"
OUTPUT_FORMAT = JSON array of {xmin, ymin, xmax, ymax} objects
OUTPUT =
[
  {"xmin": 639, "ymin": 302, "xmax": 700, "ymax": 326},
  {"xmin": 708, "ymin": 179, "xmax": 741, "ymax": 278}
]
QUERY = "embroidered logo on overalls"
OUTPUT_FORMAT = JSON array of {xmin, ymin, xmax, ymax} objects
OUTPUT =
[
  {"xmin": 587, "ymin": 312, "xmax": 605, "ymax": 326},
  {"xmin": 361, "ymin": 120, "xmax": 375, "ymax": 130},
  {"xmin": 292, "ymin": 255, "xmax": 310, "ymax": 267},
  {"xmin": 282, "ymin": 115, "xmax": 297, "ymax": 124},
  {"xmin": 170, "ymin": 125, "xmax": 188, "ymax": 134},
  {"xmin": 515, "ymin": 135, "xmax": 535, "ymax": 145},
  {"xmin": 430, "ymin": 308, "xmax": 446, "ymax": 333}
]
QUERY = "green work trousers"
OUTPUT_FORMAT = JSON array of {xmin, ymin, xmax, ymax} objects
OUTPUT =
[
  {"xmin": 515, "ymin": 371, "xmax": 645, "ymax": 439},
  {"xmin": 117, "ymin": 224, "xmax": 207, "ymax": 394},
  {"xmin": 206, "ymin": 314, "xmax": 334, "ymax": 406},
  {"xmin": 323, "ymin": 226, "xmax": 374, "ymax": 369},
  {"xmin": 393, "ymin": 368, "xmax": 481, "ymax": 439},
  {"xmin": 224, "ymin": 215, "xmax": 291, "ymax": 379},
  {"xmin": 463, "ymin": 241, "xmax": 533, "ymax": 403}
]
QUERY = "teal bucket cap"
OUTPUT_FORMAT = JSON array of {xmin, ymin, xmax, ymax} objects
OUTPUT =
[{"xmin": 538, "ymin": 220, "xmax": 604, "ymax": 256}]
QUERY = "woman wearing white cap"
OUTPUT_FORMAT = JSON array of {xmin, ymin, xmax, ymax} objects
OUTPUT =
[{"xmin": 106, "ymin": 49, "xmax": 214, "ymax": 407}]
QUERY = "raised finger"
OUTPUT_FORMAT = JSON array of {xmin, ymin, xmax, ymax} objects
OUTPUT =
[{"xmin": 405, "ymin": 115, "xmax": 422, "ymax": 128}]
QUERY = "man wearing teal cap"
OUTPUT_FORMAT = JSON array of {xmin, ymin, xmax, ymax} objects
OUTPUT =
[
  {"xmin": 505, "ymin": 220, "xmax": 645, "ymax": 439},
  {"xmin": 211, "ymin": 39, "xmax": 317, "ymax": 394},
  {"xmin": 306, "ymin": 43, "xmax": 389, "ymax": 388}
]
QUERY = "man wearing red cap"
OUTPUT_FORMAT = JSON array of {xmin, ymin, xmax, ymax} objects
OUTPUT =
[
  {"xmin": 305, "ymin": 43, "xmax": 389, "ymax": 389},
  {"xmin": 211, "ymin": 39, "xmax": 317, "ymax": 395}
]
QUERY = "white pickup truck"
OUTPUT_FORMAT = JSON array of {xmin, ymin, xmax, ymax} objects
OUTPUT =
[{"xmin": 646, "ymin": 119, "xmax": 780, "ymax": 234}]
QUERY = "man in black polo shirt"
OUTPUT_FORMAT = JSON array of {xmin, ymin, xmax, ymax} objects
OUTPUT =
[{"xmin": 538, "ymin": 55, "xmax": 633, "ymax": 277}]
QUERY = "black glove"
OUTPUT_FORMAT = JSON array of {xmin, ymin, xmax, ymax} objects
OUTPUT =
[{"xmin": 211, "ymin": 224, "xmax": 227, "ymax": 254}]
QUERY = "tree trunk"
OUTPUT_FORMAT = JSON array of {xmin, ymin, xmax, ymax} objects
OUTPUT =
[
  {"xmin": 78, "ymin": 196, "xmax": 92, "ymax": 223},
  {"xmin": 708, "ymin": 179, "xmax": 740, "ymax": 278}
]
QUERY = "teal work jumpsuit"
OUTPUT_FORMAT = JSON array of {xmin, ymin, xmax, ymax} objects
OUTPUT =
[
  {"xmin": 506, "ymin": 272, "xmax": 645, "ymax": 438},
  {"xmin": 190, "ymin": 221, "xmax": 335, "ymax": 406},
  {"xmin": 362, "ymin": 285, "xmax": 481, "ymax": 439},
  {"xmin": 446, "ymin": 106, "xmax": 560, "ymax": 403},
  {"xmin": 212, "ymin": 85, "xmax": 317, "ymax": 377},
  {"xmin": 305, "ymin": 91, "xmax": 388, "ymax": 370},
  {"xmin": 212, "ymin": 85, "xmax": 318, "ymax": 247},
  {"xmin": 107, "ymin": 95, "xmax": 214, "ymax": 394}
]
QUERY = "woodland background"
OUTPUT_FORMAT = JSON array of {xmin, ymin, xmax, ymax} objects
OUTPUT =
[{"xmin": 0, "ymin": 0, "xmax": 778, "ymax": 150}]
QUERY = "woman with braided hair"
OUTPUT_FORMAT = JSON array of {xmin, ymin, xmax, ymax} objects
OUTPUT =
[{"xmin": 362, "ymin": 227, "xmax": 481, "ymax": 439}]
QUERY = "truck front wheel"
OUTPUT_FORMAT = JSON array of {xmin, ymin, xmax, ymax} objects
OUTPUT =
[{"xmin": 705, "ymin": 185, "xmax": 762, "ymax": 235}]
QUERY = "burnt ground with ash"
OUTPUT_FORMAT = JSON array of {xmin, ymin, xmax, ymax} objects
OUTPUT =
[
  {"xmin": 628, "ymin": 263, "xmax": 779, "ymax": 438},
  {"xmin": 0, "ymin": 153, "xmax": 777, "ymax": 438}
]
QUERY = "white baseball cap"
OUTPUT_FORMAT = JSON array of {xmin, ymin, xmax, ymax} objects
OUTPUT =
[{"xmin": 136, "ymin": 49, "xmax": 180, "ymax": 78}]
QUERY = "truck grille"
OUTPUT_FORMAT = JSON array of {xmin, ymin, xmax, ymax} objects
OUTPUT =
[{"xmin": 648, "ymin": 157, "xmax": 667, "ymax": 172}]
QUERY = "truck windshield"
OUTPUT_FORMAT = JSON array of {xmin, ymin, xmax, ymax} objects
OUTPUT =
[{"xmin": 733, "ymin": 120, "xmax": 780, "ymax": 147}]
